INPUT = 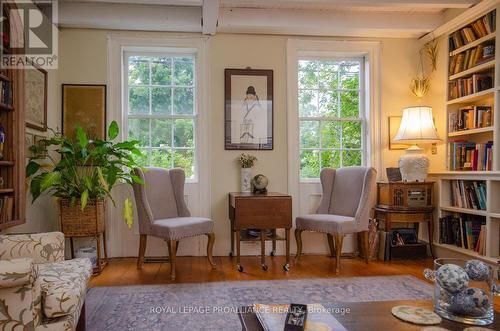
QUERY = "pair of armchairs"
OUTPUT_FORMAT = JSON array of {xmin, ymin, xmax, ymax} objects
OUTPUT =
[{"xmin": 0, "ymin": 232, "xmax": 92, "ymax": 331}]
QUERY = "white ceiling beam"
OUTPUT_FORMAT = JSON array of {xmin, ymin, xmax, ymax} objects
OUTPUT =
[
  {"xmin": 221, "ymin": 0, "xmax": 478, "ymax": 9},
  {"xmin": 58, "ymin": 2, "xmax": 202, "ymax": 32},
  {"xmin": 218, "ymin": 7, "xmax": 443, "ymax": 38},
  {"xmin": 60, "ymin": 0, "xmax": 203, "ymax": 6},
  {"xmin": 202, "ymin": 0, "xmax": 219, "ymax": 35}
]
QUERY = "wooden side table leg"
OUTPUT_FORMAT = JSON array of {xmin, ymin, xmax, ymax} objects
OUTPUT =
[
  {"xmin": 260, "ymin": 230, "xmax": 267, "ymax": 271},
  {"xmin": 271, "ymin": 229, "xmax": 277, "ymax": 256},
  {"xmin": 427, "ymin": 218, "xmax": 435, "ymax": 258},
  {"xmin": 70, "ymin": 237, "xmax": 75, "ymax": 259},
  {"xmin": 284, "ymin": 228, "xmax": 290, "ymax": 271},
  {"xmin": 236, "ymin": 230, "xmax": 242, "ymax": 272},
  {"xmin": 230, "ymin": 220, "xmax": 235, "ymax": 257}
]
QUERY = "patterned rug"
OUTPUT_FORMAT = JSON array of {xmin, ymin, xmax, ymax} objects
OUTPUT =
[{"xmin": 86, "ymin": 275, "xmax": 433, "ymax": 331}]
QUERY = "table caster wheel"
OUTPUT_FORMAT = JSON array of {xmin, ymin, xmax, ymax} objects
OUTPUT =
[
  {"xmin": 270, "ymin": 250, "xmax": 276, "ymax": 256},
  {"xmin": 237, "ymin": 265, "xmax": 243, "ymax": 272},
  {"xmin": 229, "ymin": 251, "xmax": 233, "ymax": 257},
  {"xmin": 283, "ymin": 264, "xmax": 290, "ymax": 271}
]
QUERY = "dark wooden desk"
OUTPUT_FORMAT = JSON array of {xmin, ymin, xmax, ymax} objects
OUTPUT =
[
  {"xmin": 229, "ymin": 192, "xmax": 292, "ymax": 272},
  {"xmin": 239, "ymin": 300, "xmax": 500, "ymax": 331}
]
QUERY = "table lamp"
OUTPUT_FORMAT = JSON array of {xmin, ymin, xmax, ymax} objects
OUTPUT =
[{"xmin": 393, "ymin": 106, "xmax": 441, "ymax": 182}]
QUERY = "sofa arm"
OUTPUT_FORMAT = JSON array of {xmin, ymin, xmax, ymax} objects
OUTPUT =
[
  {"xmin": 0, "ymin": 258, "xmax": 38, "ymax": 330},
  {"xmin": 0, "ymin": 232, "xmax": 65, "ymax": 264},
  {"xmin": 0, "ymin": 258, "xmax": 34, "ymax": 288}
]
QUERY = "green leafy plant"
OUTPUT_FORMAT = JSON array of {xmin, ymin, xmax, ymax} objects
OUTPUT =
[{"xmin": 25, "ymin": 121, "xmax": 144, "ymax": 228}]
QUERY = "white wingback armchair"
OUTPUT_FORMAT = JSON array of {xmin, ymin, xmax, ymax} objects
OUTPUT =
[{"xmin": 0, "ymin": 232, "xmax": 92, "ymax": 331}]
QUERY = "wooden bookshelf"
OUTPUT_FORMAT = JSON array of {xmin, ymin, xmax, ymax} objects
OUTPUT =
[
  {"xmin": 432, "ymin": 7, "xmax": 500, "ymax": 266},
  {"xmin": 0, "ymin": 2, "xmax": 25, "ymax": 231}
]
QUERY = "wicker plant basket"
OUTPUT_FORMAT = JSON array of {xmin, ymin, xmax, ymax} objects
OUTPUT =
[{"xmin": 60, "ymin": 198, "xmax": 105, "ymax": 237}]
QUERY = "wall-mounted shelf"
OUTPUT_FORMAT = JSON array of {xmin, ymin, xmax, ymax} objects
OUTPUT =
[
  {"xmin": 0, "ymin": 161, "xmax": 15, "ymax": 166},
  {"xmin": 448, "ymin": 126, "xmax": 494, "ymax": 137},
  {"xmin": 449, "ymin": 59, "xmax": 495, "ymax": 81},
  {"xmin": 446, "ymin": 88, "xmax": 494, "ymax": 104},
  {"xmin": 449, "ymin": 32, "xmax": 496, "ymax": 57}
]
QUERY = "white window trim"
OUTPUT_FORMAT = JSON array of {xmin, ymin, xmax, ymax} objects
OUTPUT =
[
  {"xmin": 107, "ymin": 32, "xmax": 211, "ymax": 214},
  {"xmin": 287, "ymin": 39, "xmax": 382, "ymax": 207},
  {"xmin": 123, "ymin": 50, "xmax": 198, "ymax": 181}
]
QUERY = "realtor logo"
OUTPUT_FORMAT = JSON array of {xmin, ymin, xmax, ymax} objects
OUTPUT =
[{"xmin": 0, "ymin": 0, "xmax": 58, "ymax": 69}]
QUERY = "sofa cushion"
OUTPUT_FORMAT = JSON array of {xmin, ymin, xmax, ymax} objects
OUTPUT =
[
  {"xmin": 0, "ymin": 232, "xmax": 65, "ymax": 264},
  {"xmin": 38, "ymin": 258, "xmax": 92, "ymax": 319}
]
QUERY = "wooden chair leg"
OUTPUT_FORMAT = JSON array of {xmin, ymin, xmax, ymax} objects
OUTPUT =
[
  {"xmin": 333, "ymin": 234, "xmax": 345, "ymax": 275},
  {"xmin": 137, "ymin": 234, "xmax": 147, "ymax": 269},
  {"xmin": 206, "ymin": 232, "xmax": 216, "ymax": 269},
  {"xmin": 360, "ymin": 230, "xmax": 370, "ymax": 264},
  {"xmin": 167, "ymin": 240, "xmax": 177, "ymax": 280},
  {"xmin": 327, "ymin": 233, "xmax": 335, "ymax": 257},
  {"xmin": 174, "ymin": 240, "xmax": 179, "ymax": 255},
  {"xmin": 295, "ymin": 229, "xmax": 303, "ymax": 262}
]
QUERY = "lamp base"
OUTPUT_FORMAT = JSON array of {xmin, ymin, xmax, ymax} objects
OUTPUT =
[{"xmin": 398, "ymin": 145, "xmax": 429, "ymax": 182}]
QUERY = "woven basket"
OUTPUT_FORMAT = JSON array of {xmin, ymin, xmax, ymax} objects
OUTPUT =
[{"xmin": 60, "ymin": 198, "xmax": 105, "ymax": 237}]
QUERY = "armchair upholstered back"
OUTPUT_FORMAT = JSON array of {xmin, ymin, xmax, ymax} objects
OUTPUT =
[
  {"xmin": 316, "ymin": 166, "xmax": 377, "ymax": 231},
  {"xmin": 133, "ymin": 167, "xmax": 191, "ymax": 235}
]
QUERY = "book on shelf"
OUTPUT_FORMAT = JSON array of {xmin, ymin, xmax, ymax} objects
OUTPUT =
[
  {"xmin": 448, "ymin": 42, "xmax": 495, "ymax": 75},
  {"xmin": 449, "ymin": 105, "xmax": 492, "ymax": 132},
  {"xmin": 449, "ymin": 10, "xmax": 496, "ymax": 51},
  {"xmin": 1, "ymin": 80, "xmax": 12, "ymax": 106},
  {"xmin": 439, "ymin": 214, "xmax": 486, "ymax": 254},
  {"xmin": 450, "ymin": 180, "xmax": 487, "ymax": 210},
  {"xmin": 449, "ymin": 140, "xmax": 493, "ymax": 171},
  {"xmin": 0, "ymin": 196, "xmax": 14, "ymax": 223},
  {"xmin": 448, "ymin": 73, "xmax": 493, "ymax": 100}
]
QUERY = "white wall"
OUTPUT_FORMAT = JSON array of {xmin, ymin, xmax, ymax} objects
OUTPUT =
[{"xmin": 13, "ymin": 28, "xmax": 450, "ymax": 256}]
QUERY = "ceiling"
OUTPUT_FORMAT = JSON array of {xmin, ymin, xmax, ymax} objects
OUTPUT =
[{"xmin": 57, "ymin": 0, "xmax": 482, "ymax": 38}]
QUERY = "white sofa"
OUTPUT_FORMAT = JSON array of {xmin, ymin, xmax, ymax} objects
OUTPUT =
[{"xmin": 0, "ymin": 232, "xmax": 92, "ymax": 331}]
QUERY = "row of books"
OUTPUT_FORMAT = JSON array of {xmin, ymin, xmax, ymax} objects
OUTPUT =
[
  {"xmin": 448, "ymin": 106, "xmax": 492, "ymax": 132},
  {"xmin": 449, "ymin": 141, "xmax": 493, "ymax": 171},
  {"xmin": 448, "ymin": 73, "xmax": 493, "ymax": 100},
  {"xmin": 449, "ymin": 180, "xmax": 486, "ymax": 210},
  {"xmin": 1, "ymin": 80, "xmax": 12, "ymax": 106},
  {"xmin": 448, "ymin": 43, "xmax": 494, "ymax": 76},
  {"xmin": 438, "ymin": 214, "xmax": 487, "ymax": 255},
  {"xmin": 0, "ymin": 196, "xmax": 14, "ymax": 223},
  {"xmin": 449, "ymin": 10, "xmax": 496, "ymax": 51}
]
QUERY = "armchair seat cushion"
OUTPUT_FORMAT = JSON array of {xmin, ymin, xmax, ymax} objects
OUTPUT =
[
  {"xmin": 152, "ymin": 217, "xmax": 213, "ymax": 240},
  {"xmin": 38, "ymin": 258, "xmax": 92, "ymax": 319},
  {"xmin": 296, "ymin": 214, "xmax": 356, "ymax": 234}
]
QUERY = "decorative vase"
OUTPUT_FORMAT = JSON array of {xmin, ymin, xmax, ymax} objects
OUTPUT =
[
  {"xmin": 241, "ymin": 168, "xmax": 252, "ymax": 192},
  {"xmin": 398, "ymin": 145, "xmax": 429, "ymax": 182}
]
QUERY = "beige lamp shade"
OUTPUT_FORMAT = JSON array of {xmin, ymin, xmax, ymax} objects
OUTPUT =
[{"xmin": 393, "ymin": 106, "xmax": 441, "ymax": 144}]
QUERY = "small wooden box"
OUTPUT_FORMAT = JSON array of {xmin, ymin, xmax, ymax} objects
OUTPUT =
[{"xmin": 377, "ymin": 182, "xmax": 434, "ymax": 210}]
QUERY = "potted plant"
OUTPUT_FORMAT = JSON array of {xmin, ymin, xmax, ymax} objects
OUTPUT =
[
  {"xmin": 26, "ymin": 121, "xmax": 144, "ymax": 234},
  {"xmin": 237, "ymin": 153, "xmax": 257, "ymax": 192}
]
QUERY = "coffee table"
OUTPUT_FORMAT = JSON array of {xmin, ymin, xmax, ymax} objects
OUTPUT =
[{"xmin": 239, "ymin": 300, "xmax": 499, "ymax": 331}]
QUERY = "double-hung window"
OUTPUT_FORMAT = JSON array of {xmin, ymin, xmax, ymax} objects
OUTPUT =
[
  {"xmin": 298, "ymin": 58, "xmax": 365, "ymax": 179},
  {"xmin": 125, "ymin": 53, "xmax": 197, "ymax": 179}
]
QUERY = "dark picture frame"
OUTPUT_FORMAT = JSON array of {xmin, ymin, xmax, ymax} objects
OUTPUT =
[
  {"xmin": 62, "ymin": 84, "xmax": 107, "ymax": 140},
  {"xmin": 25, "ymin": 65, "xmax": 48, "ymax": 131},
  {"xmin": 224, "ymin": 68, "xmax": 273, "ymax": 150}
]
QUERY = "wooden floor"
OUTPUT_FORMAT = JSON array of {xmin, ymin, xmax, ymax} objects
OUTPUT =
[
  {"xmin": 90, "ymin": 255, "xmax": 499, "ymax": 311},
  {"xmin": 90, "ymin": 255, "xmax": 434, "ymax": 286}
]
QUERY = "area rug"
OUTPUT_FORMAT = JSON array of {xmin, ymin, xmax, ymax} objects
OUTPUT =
[{"xmin": 86, "ymin": 275, "xmax": 433, "ymax": 331}]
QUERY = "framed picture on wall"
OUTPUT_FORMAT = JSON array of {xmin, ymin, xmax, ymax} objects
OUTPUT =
[
  {"xmin": 25, "ymin": 65, "xmax": 48, "ymax": 131},
  {"xmin": 62, "ymin": 84, "xmax": 106, "ymax": 139},
  {"xmin": 224, "ymin": 68, "xmax": 273, "ymax": 150},
  {"xmin": 388, "ymin": 116, "xmax": 411, "ymax": 150}
]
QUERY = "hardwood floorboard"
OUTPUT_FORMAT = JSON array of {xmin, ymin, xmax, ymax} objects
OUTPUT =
[{"xmin": 89, "ymin": 255, "xmax": 499, "ymax": 311}]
